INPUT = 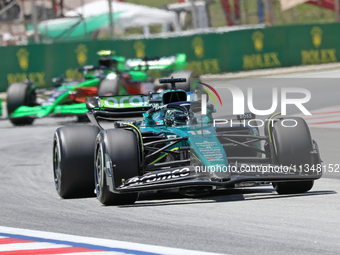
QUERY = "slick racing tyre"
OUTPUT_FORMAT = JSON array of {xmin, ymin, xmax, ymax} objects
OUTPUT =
[
  {"xmin": 95, "ymin": 129, "xmax": 139, "ymax": 205},
  {"xmin": 53, "ymin": 125, "xmax": 100, "ymax": 198},
  {"xmin": 271, "ymin": 117, "xmax": 315, "ymax": 194},
  {"xmin": 97, "ymin": 77, "xmax": 119, "ymax": 96},
  {"xmin": 169, "ymin": 71, "xmax": 201, "ymax": 91},
  {"xmin": 7, "ymin": 82, "xmax": 35, "ymax": 125}
]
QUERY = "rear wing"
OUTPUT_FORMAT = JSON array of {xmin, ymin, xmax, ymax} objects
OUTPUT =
[
  {"xmin": 125, "ymin": 54, "xmax": 187, "ymax": 72},
  {"xmin": 85, "ymin": 90, "xmax": 192, "ymax": 127},
  {"xmin": 86, "ymin": 94, "xmax": 157, "ymax": 129},
  {"xmin": 86, "ymin": 94, "xmax": 158, "ymax": 118},
  {"xmin": 86, "ymin": 89, "xmax": 191, "ymax": 114}
]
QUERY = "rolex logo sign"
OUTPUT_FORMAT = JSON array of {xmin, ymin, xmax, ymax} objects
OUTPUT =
[
  {"xmin": 75, "ymin": 44, "xmax": 88, "ymax": 65},
  {"xmin": 134, "ymin": 41, "xmax": 145, "ymax": 58},
  {"xmin": 242, "ymin": 30, "xmax": 281, "ymax": 70},
  {"xmin": 17, "ymin": 48, "xmax": 29, "ymax": 71},
  {"xmin": 301, "ymin": 26, "xmax": 336, "ymax": 65},
  {"xmin": 192, "ymin": 37, "xmax": 204, "ymax": 58},
  {"xmin": 252, "ymin": 31, "xmax": 264, "ymax": 52},
  {"xmin": 310, "ymin": 26, "xmax": 323, "ymax": 48}
]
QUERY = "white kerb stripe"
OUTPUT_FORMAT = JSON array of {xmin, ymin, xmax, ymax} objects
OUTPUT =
[
  {"xmin": 0, "ymin": 242, "xmax": 70, "ymax": 252},
  {"xmin": 0, "ymin": 226, "xmax": 225, "ymax": 255},
  {"xmin": 54, "ymin": 252, "xmax": 134, "ymax": 255}
]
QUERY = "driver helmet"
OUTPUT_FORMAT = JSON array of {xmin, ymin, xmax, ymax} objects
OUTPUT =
[{"xmin": 164, "ymin": 109, "xmax": 187, "ymax": 126}]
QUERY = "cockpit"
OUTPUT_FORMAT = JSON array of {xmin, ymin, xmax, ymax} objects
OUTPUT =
[{"xmin": 145, "ymin": 101, "xmax": 214, "ymax": 127}]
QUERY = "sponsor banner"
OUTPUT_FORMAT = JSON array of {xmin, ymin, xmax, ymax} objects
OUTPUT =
[{"xmin": 1, "ymin": 23, "xmax": 340, "ymax": 92}]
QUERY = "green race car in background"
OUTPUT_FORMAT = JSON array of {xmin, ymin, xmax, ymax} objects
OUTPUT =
[
  {"xmin": 95, "ymin": 51, "xmax": 200, "ymax": 96},
  {"xmin": 6, "ymin": 52, "xmax": 200, "ymax": 126}
]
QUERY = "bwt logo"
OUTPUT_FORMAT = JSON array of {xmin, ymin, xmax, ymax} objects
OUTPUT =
[{"xmin": 198, "ymin": 83, "xmax": 311, "ymax": 116}]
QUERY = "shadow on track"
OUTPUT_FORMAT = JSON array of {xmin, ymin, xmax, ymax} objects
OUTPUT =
[{"xmin": 118, "ymin": 187, "xmax": 336, "ymax": 208}]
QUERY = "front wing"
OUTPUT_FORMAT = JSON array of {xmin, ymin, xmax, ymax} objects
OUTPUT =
[
  {"xmin": 107, "ymin": 164, "xmax": 322, "ymax": 194},
  {"xmin": 9, "ymin": 103, "xmax": 89, "ymax": 119}
]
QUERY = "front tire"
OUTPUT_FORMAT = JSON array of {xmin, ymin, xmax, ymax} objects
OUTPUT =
[
  {"xmin": 53, "ymin": 125, "xmax": 100, "ymax": 198},
  {"xmin": 272, "ymin": 117, "xmax": 315, "ymax": 194},
  {"xmin": 7, "ymin": 82, "xmax": 35, "ymax": 125},
  {"xmin": 95, "ymin": 129, "xmax": 139, "ymax": 205}
]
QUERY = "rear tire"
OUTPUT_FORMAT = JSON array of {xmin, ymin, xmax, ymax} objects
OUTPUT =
[
  {"xmin": 7, "ymin": 82, "xmax": 35, "ymax": 125},
  {"xmin": 53, "ymin": 125, "xmax": 100, "ymax": 198},
  {"xmin": 272, "ymin": 117, "xmax": 315, "ymax": 194},
  {"xmin": 169, "ymin": 71, "xmax": 200, "ymax": 91},
  {"xmin": 97, "ymin": 78, "xmax": 119, "ymax": 96},
  {"xmin": 95, "ymin": 129, "xmax": 139, "ymax": 205}
]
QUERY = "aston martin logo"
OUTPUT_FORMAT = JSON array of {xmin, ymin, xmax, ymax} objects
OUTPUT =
[
  {"xmin": 75, "ymin": 44, "xmax": 88, "ymax": 65},
  {"xmin": 310, "ymin": 26, "xmax": 323, "ymax": 48},
  {"xmin": 17, "ymin": 48, "xmax": 29, "ymax": 71},
  {"xmin": 192, "ymin": 37, "xmax": 204, "ymax": 58},
  {"xmin": 252, "ymin": 31, "xmax": 264, "ymax": 52},
  {"xmin": 134, "ymin": 41, "xmax": 145, "ymax": 58}
]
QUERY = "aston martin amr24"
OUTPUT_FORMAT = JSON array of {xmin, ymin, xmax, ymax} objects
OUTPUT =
[{"xmin": 53, "ymin": 78, "xmax": 322, "ymax": 205}]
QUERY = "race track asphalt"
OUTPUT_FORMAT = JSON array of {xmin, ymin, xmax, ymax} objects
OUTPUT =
[{"xmin": 0, "ymin": 69, "xmax": 339, "ymax": 255}]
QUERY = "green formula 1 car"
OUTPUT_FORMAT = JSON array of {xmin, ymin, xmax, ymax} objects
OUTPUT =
[
  {"xmin": 6, "ymin": 52, "xmax": 199, "ymax": 126},
  {"xmin": 53, "ymin": 78, "xmax": 322, "ymax": 205}
]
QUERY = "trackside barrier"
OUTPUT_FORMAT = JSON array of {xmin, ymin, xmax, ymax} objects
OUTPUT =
[{"xmin": 0, "ymin": 23, "xmax": 340, "ymax": 92}]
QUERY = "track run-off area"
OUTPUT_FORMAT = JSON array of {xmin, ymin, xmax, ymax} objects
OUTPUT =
[{"xmin": 0, "ymin": 69, "xmax": 339, "ymax": 255}]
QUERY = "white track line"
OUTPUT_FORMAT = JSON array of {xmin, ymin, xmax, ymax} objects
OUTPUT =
[
  {"xmin": 54, "ymin": 252, "xmax": 134, "ymax": 255},
  {"xmin": 0, "ymin": 242, "xmax": 70, "ymax": 252}
]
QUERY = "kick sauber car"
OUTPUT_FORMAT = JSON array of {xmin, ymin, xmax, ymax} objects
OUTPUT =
[
  {"xmin": 6, "ymin": 52, "xmax": 199, "ymax": 126},
  {"xmin": 53, "ymin": 78, "xmax": 322, "ymax": 205}
]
